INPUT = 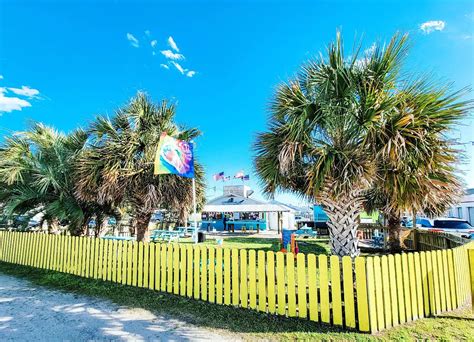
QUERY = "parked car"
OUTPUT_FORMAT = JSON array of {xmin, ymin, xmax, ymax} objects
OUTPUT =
[{"xmin": 409, "ymin": 217, "xmax": 474, "ymax": 239}]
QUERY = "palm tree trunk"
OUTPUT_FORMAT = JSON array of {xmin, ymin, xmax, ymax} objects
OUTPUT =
[
  {"xmin": 386, "ymin": 210, "xmax": 402, "ymax": 252},
  {"xmin": 135, "ymin": 212, "xmax": 152, "ymax": 242},
  {"xmin": 318, "ymin": 191, "xmax": 363, "ymax": 257}
]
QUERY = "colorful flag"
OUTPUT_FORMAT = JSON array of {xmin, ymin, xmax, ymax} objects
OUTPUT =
[
  {"xmin": 213, "ymin": 172, "xmax": 224, "ymax": 181},
  {"xmin": 223, "ymin": 176, "xmax": 231, "ymax": 181},
  {"xmin": 154, "ymin": 133, "xmax": 194, "ymax": 178},
  {"xmin": 242, "ymin": 174, "xmax": 250, "ymax": 181},
  {"xmin": 234, "ymin": 170, "xmax": 244, "ymax": 179}
]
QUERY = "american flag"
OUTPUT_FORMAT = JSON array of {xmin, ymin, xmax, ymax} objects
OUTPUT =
[
  {"xmin": 234, "ymin": 170, "xmax": 244, "ymax": 179},
  {"xmin": 242, "ymin": 174, "xmax": 250, "ymax": 181},
  {"xmin": 223, "ymin": 176, "xmax": 231, "ymax": 181},
  {"xmin": 213, "ymin": 172, "xmax": 225, "ymax": 181}
]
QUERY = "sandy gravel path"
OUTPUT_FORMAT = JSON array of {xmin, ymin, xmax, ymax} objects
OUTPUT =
[{"xmin": 0, "ymin": 273, "xmax": 238, "ymax": 341}]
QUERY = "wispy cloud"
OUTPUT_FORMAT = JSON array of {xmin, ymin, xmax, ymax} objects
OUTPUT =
[
  {"xmin": 0, "ymin": 87, "xmax": 32, "ymax": 113},
  {"xmin": 171, "ymin": 61, "xmax": 185, "ymax": 74},
  {"xmin": 151, "ymin": 40, "xmax": 157, "ymax": 48},
  {"xmin": 161, "ymin": 50, "xmax": 184, "ymax": 60},
  {"xmin": 186, "ymin": 71, "xmax": 196, "ymax": 78},
  {"xmin": 466, "ymin": 13, "xmax": 474, "ymax": 21},
  {"xmin": 420, "ymin": 20, "xmax": 446, "ymax": 34},
  {"xmin": 168, "ymin": 36, "xmax": 180, "ymax": 52},
  {"xmin": 7, "ymin": 85, "xmax": 40, "ymax": 98},
  {"xmin": 160, "ymin": 63, "xmax": 169, "ymax": 69},
  {"xmin": 0, "ymin": 75, "xmax": 3, "ymax": 80},
  {"xmin": 145, "ymin": 30, "xmax": 151, "ymax": 37},
  {"xmin": 126, "ymin": 33, "xmax": 139, "ymax": 47}
]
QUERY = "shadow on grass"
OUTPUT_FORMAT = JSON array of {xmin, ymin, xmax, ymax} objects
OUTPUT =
[{"xmin": 0, "ymin": 262, "xmax": 355, "ymax": 336}]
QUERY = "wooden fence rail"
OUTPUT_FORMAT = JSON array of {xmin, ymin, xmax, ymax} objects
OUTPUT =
[{"xmin": 0, "ymin": 231, "xmax": 472, "ymax": 333}]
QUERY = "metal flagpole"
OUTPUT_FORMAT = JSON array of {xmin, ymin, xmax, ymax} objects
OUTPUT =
[{"xmin": 192, "ymin": 177, "xmax": 198, "ymax": 244}]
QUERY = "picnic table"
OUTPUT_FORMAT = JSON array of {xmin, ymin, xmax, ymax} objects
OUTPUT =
[
  {"xmin": 101, "ymin": 236, "xmax": 136, "ymax": 241},
  {"xmin": 150, "ymin": 227, "xmax": 196, "ymax": 243}
]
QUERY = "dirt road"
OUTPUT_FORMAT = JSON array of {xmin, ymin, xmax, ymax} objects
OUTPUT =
[{"xmin": 0, "ymin": 273, "xmax": 236, "ymax": 341}]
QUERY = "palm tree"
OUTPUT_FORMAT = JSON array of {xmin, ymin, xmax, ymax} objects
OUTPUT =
[
  {"xmin": 0, "ymin": 123, "xmax": 110, "ymax": 235},
  {"xmin": 254, "ymin": 32, "xmax": 470, "ymax": 257},
  {"xmin": 75, "ymin": 92, "xmax": 205, "ymax": 242}
]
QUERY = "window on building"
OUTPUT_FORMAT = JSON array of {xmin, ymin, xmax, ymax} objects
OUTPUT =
[
  {"xmin": 468, "ymin": 207, "xmax": 474, "ymax": 225},
  {"xmin": 456, "ymin": 207, "xmax": 463, "ymax": 219}
]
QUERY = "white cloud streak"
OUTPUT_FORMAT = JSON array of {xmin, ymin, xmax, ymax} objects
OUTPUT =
[
  {"xmin": 420, "ymin": 20, "xmax": 446, "ymax": 34},
  {"xmin": 0, "ymin": 87, "xmax": 32, "ymax": 113},
  {"xmin": 126, "ymin": 33, "xmax": 139, "ymax": 47},
  {"xmin": 7, "ymin": 85, "xmax": 40, "ymax": 98},
  {"xmin": 160, "ymin": 50, "xmax": 184, "ymax": 60},
  {"xmin": 167, "ymin": 36, "xmax": 179, "ymax": 52},
  {"xmin": 160, "ymin": 63, "xmax": 169, "ymax": 69},
  {"xmin": 186, "ymin": 71, "xmax": 196, "ymax": 78},
  {"xmin": 171, "ymin": 62, "xmax": 185, "ymax": 74},
  {"xmin": 0, "ymin": 75, "xmax": 3, "ymax": 80},
  {"xmin": 151, "ymin": 40, "xmax": 157, "ymax": 48}
]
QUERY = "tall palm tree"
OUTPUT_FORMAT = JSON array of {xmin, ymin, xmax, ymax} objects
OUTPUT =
[
  {"xmin": 0, "ymin": 123, "xmax": 109, "ymax": 235},
  {"xmin": 75, "ymin": 92, "xmax": 205, "ymax": 242},
  {"xmin": 254, "ymin": 32, "xmax": 470, "ymax": 257}
]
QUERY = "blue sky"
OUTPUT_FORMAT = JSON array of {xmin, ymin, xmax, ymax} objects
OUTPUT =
[{"xmin": 0, "ymin": 0, "xmax": 473, "ymax": 205}]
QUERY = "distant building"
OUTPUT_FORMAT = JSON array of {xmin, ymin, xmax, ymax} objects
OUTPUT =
[
  {"xmin": 447, "ymin": 188, "xmax": 474, "ymax": 224},
  {"xmin": 201, "ymin": 185, "xmax": 292, "ymax": 231}
]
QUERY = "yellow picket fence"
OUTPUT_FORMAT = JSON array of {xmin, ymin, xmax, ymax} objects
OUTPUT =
[{"xmin": 0, "ymin": 231, "xmax": 472, "ymax": 333}]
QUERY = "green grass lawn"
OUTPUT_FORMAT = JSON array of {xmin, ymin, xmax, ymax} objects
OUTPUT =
[
  {"xmin": 1, "ymin": 262, "xmax": 472, "ymax": 341},
  {"xmin": 177, "ymin": 236, "xmax": 331, "ymax": 255}
]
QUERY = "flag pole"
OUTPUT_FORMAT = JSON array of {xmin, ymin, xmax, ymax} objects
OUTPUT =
[{"xmin": 192, "ymin": 177, "xmax": 198, "ymax": 244}]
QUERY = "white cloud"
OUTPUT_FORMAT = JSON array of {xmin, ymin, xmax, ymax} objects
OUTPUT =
[
  {"xmin": 186, "ymin": 71, "xmax": 196, "ymax": 78},
  {"xmin": 7, "ymin": 85, "xmax": 40, "ymax": 98},
  {"xmin": 145, "ymin": 30, "xmax": 151, "ymax": 37},
  {"xmin": 0, "ymin": 87, "xmax": 32, "ymax": 113},
  {"xmin": 420, "ymin": 20, "xmax": 446, "ymax": 34},
  {"xmin": 160, "ymin": 50, "xmax": 184, "ymax": 60},
  {"xmin": 167, "ymin": 36, "xmax": 179, "ymax": 52},
  {"xmin": 160, "ymin": 63, "xmax": 169, "ymax": 69},
  {"xmin": 126, "ymin": 33, "xmax": 139, "ymax": 47},
  {"xmin": 0, "ymin": 75, "xmax": 3, "ymax": 80},
  {"xmin": 171, "ymin": 61, "xmax": 185, "ymax": 74},
  {"xmin": 151, "ymin": 40, "xmax": 157, "ymax": 48}
]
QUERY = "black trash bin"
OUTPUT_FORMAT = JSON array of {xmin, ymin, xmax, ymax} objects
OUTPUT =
[{"xmin": 198, "ymin": 231, "xmax": 206, "ymax": 243}]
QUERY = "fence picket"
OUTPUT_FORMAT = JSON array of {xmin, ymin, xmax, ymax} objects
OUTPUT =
[
  {"xmin": 201, "ymin": 246, "xmax": 208, "ymax": 300},
  {"xmin": 355, "ymin": 257, "xmax": 370, "ymax": 332},
  {"xmin": 215, "ymin": 247, "xmax": 223, "ymax": 304},
  {"xmin": 276, "ymin": 252, "xmax": 285, "ymax": 316},
  {"xmin": 180, "ymin": 245, "xmax": 187, "ymax": 296},
  {"xmin": 223, "ymin": 248, "xmax": 231, "ymax": 305},
  {"xmin": 267, "ymin": 251, "xmax": 276, "ymax": 314},
  {"xmin": 297, "ymin": 253, "xmax": 307, "ymax": 319},
  {"xmin": 330, "ymin": 255, "xmax": 342, "ymax": 325},
  {"xmin": 343, "ymin": 256, "xmax": 356, "ymax": 329},
  {"xmin": 319, "ymin": 255, "xmax": 330, "ymax": 324},
  {"xmin": 168, "ymin": 244, "xmax": 174, "ymax": 293},
  {"xmin": 232, "ymin": 249, "xmax": 240, "ymax": 306},
  {"xmin": 408, "ymin": 253, "xmax": 418, "ymax": 320},
  {"xmin": 441, "ymin": 250, "xmax": 451, "ymax": 311},
  {"xmin": 401, "ymin": 254, "xmax": 412, "ymax": 321},
  {"xmin": 174, "ymin": 244, "xmax": 180, "ymax": 295},
  {"xmin": 248, "ymin": 250, "xmax": 257, "ymax": 309},
  {"xmin": 287, "ymin": 253, "xmax": 297, "ymax": 317}
]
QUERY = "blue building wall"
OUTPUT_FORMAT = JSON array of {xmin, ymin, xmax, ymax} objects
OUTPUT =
[{"xmin": 313, "ymin": 205, "xmax": 329, "ymax": 222}]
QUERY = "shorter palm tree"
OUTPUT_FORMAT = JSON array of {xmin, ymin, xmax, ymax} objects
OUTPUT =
[
  {"xmin": 0, "ymin": 123, "xmax": 109, "ymax": 235},
  {"xmin": 75, "ymin": 92, "xmax": 205, "ymax": 242}
]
